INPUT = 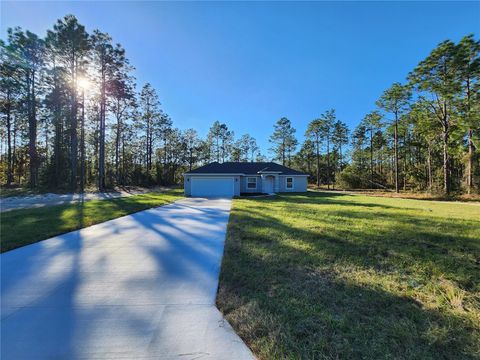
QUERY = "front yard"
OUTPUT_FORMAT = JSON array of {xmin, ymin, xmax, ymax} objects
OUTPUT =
[
  {"xmin": 217, "ymin": 191, "xmax": 480, "ymax": 359},
  {"xmin": 0, "ymin": 189, "xmax": 183, "ymax": 252}
]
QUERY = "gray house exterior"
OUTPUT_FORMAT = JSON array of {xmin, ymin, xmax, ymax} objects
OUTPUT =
[{"xmin": 184, "ymin": 162, "xmax": 308, "ymax": 197}]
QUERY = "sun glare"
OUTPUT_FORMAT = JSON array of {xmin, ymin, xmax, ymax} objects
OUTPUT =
[{"xmin": 77, "ymin": 77, "xmax": 91, "ymax": 91}]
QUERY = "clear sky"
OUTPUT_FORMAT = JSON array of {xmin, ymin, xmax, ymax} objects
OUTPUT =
[{"xmin": 1, "ymin": 1, "xmax": 479, "ymax": 155}]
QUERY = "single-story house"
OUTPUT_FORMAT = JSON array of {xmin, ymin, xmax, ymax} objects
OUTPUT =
[{"xmin": 183, "ymin": 162, "xmax": 308, "ymax": 197}]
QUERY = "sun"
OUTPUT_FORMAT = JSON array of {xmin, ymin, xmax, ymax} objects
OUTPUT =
[{"xmin": 77, "ymin": 77, "xmax": 91, "ymax": 91}]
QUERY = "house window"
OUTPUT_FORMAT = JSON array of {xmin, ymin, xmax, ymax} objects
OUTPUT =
[
  {"xmin": 247, "ymin": 177, "xmax": 257, "ymax": 189},
  {"xmin": 286, "ymin": 177, "xmax": 294, "ymax": 189}
]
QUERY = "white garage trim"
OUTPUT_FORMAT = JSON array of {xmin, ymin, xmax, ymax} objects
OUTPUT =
[{"xmin": 190, "ymin": 176, "xmax": 235, "ymax": 197}]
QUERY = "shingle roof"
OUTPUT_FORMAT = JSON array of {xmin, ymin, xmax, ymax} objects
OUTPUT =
[{"xmin": 185, "ymin": 162, "xmax": 308, "ymax": 175}]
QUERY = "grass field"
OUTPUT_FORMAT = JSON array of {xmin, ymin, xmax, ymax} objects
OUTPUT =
[
  {"xmin": 217, "ymin": 191, "xmax": 480, "ymax": 359},
  {"xmin": 0, "ymin": 187, "xmax": 39, "ymax": 198},
  {"xmin": 0, "ymin": 189, "xmax": 183, "ymax": 253}
]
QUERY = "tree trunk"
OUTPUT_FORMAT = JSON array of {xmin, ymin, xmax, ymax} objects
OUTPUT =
[
  {"xmin": 115, "ymin": 104, "xmax": 121, "ymax": 184},
  {"xmin": 6, "ymin": 90, "xmax": 13, "ymax": 185},
  {"xmin": 145, "ymin": 123, "xmax": 148, "ymax": 171},
  {"xmin": 121, "ymin": 132, "xmax": 126, "ymax": 185},
  {"xmin": 28, "ymin": 71, "xmax": 38, "ymax": 189},
  {"xmin": 12, "ymin": 115, "xmax": 17, "ymax": 182},
  {"xmin": 80, "ymin": 91, "xmax": 86, "ymax": 193},
  {"xmin": 427, "ymin": 145, "xmax": 432, "ymax": 192},
  {"xmin": 70, "ymin": 61, "xmax": 78, "ymax": 192},
  {"xmin": 403, "ymin": 135, "xmax": 407, "ymax": 191},
  {"xmin": 44, "ymin": 120, "xmax": 49, "ymax": 163},
  {"xmin": 221, "ymin": 139, "xmax": 225, "ymax": 163},
  {"xmin": 332, "ymin": 151, "xmax": 336, "ymax": 190},
  {"xmin": 163, "ymin": 135, "xmax": 168, "ymax": 183},
  {"xmin": 316, "ymin": 137, "xmax": 320, "ymax": 188},
  {"xmin": 98, "ymin": 67, "xmax": 106, "ymax": 191},
  {"xmin": 467, "ymin": 129, "xmax": 474, "ymax": 194},
  {"xmin": 465, "ymin": 75, "xmax": 473, "ymax": 194},
  {"xmin": 189, "ymin": 148, "xmax": 193, "ymax": 171},
  {"xmin": 149, "ymin": 122, "xmax": 152, "ymax": 171},
  {"xmin": 151, "ymin": 125, "xmax": 154, "ymax": 170},
  {"xmin": 326, "ymin": 136, "xmax": 330, "ymax": 189},
  {"xmin": 339, "ymin": 143, "xmax": 343, "ymax": 171},
  {"xmin": 52, "ymin": 62, "xmax": 62, "ymax": 188},
  {"xmin": 370, "ymin": 127, "xmax": 374, "ymax": 189},
  {"xmin": 394, "ymin": 112, "xmax": 399, "ymax": 193},
  {"xmin": 98, "ymin": 102, "xmax": 106, "ymax": 190},
  {"xmin": 443, "ymin": 125, "xmax": 450, "ymax": 195}
]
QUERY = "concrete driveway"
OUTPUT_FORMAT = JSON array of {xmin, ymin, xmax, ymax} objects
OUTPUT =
[{"xmin": 1, "ymin": 198, "xmax": 253, "ymax": 359}]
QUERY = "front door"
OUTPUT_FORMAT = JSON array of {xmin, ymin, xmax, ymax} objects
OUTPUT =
[{"xmin": 263, "ymin": 177, "xmax": 274, "ymax": 193}]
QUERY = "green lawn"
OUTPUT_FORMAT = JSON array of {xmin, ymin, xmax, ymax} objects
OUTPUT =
[
  {"xmin": 217, "ymin": 191, "xmax": 480, "ymax": 360},
  {"xmin": 0, "ymin": 187, "xmax": 39, "ymax": 198},
  {"xmin": 1, "ymin": 189, "xmax": 183, "ymax": 252}
]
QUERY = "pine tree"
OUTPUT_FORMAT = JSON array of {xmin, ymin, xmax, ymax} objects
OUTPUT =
[
  {"xmin": 456, "ymin": 35, "xmax": 480, "ymax": 193},
  {"xmin": 139, "ymin": 83, "xmax": 161, "ymax": 176},
  {"xmin": 0, "ymin": 39, "xmax": 22, "ymax": 185},
  {"xmin": 305, "ymin": 119, "xmax": 323, "ymax": 187},
  {"xmin": 47, "ymin": 15, "xmax": 90, "ymax": 191},
  {"xmin": 361, "ymin": 111, "xmax": 382, "ymax": 188},
  {"xmin": 377, "ymin": 82, "xmax": 411, "ymax": 193},
  {"xmin": 408, "ymin": 41, "xmax": 461, "ymax": 195},
  {"xmin": 270, "ymin": 117, "xmax": 297, "ymax": 166},
  {"xmin": 7, "ymin": 28, "xmax": 45, "ymax": 188}
]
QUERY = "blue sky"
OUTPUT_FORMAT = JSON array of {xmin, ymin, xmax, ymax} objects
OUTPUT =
[{"xmin": 1, "ymin": 1, "xmax": 479, "ymax": 155}]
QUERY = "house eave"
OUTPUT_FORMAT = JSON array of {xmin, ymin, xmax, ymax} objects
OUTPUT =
[
  {"xmin": 183, "ymin": 172, "xmax": 309, "ymax": 176},
  {"xmin": 183, "ymin": 173, "xmax": 245, "ymax": 176}
]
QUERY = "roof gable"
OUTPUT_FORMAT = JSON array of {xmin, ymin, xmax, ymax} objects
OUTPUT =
[{"xmin": 185, "ymin": 162, "xmax": 307, "ymax": 175}]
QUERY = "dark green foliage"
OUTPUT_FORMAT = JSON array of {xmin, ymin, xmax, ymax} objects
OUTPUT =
[
  {"xmin": 336, "ymin": 164, "xmax": 370, "ymax": 189},
  {"xmin": 327, "ymin": 35, "xmax": 480, "ymax": 194},
  {"xmin": 269, "ymin": 117, "xmax": 298, "ymax": 166},
  {"xmin": 0, "ymin": 17, "xmax": 478, "ymax": 196},
  {"xmin": 0, "ymin": 15, "xmax": 240, "ymax": 191}
]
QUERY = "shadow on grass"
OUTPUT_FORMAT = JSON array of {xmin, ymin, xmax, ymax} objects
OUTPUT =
[
  {"xmin": 218, "ymin": 258, "xmax": 478, "ymax": 359},
  {"xmin": 274, "ymin": 191, "xmax": 429, "ymax": 210},
  {"xmin": 231, "ymin": 206, "xmax": 478, "ymax": 284},
  {"xmin": 217, "ymin": 193, "xmax": 480, "ymax": 359},
  {"xmin": 0, "ymin": 190, "xmax": 182, "ymax": 252}
]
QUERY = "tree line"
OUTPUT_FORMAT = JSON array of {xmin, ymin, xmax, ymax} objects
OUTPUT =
[
  {"xmin": 0, "ymin": 16, "xmax": 478, "ymax": 195},
  {"xmin": 267, "ymin": 35, "xmax": 479, "ymax": 195},
  {"xmin": 0, "ymin": 15, "xmax": 267, "ymax": 191},
  {"xmin": 341, "ymin": 35, "xmax": 479, "ymax": 195}
]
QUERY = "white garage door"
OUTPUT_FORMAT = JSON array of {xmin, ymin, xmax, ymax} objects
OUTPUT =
[{"xmin": 191, "ymin": 177, "xmax": 235, "ymax": 197}]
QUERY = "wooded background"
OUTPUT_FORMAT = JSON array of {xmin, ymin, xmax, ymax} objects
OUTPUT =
[{"xmin": 1, "ymin": 15, "xmax": 478, "ymax": 194}]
